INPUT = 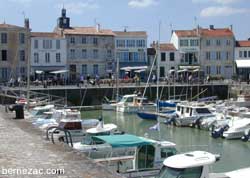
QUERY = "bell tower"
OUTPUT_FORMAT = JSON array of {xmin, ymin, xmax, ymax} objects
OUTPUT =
[{"xmin": 57, "ymin": 8, "xmax": 70, "ymax": 29}]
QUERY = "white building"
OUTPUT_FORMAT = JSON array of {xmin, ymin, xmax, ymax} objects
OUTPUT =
[
  {"xmin": 30, "ymin": 32, "xmax": 67, "ymax": 79},
  {"xmin": 170, "ymin": 26, "xmax": 235, "ymax": 79},
  {"xmin": 114, "ymin": 31, "xmax": 147, "ymax": 78},
  {"xmin": 158, "ymin": 43, "xmax": 179, "ymax": 77},
  {"xmin": 235, "ymin": 40, "xmax": 250, "ymax": 81}
]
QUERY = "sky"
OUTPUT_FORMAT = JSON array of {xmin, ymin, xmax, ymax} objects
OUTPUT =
[{"xmin": 0, "ymin": 0, "xmax": 250, "ymax": 45}]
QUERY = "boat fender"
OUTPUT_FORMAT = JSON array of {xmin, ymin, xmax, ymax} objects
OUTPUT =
[{"xmin": 241, "ymin": 135, "xmax": 249, "ymax": 142}]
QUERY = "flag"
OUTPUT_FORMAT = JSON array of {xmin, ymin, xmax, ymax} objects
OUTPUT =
[{"xmin": 149, "ymin": 122, "xmax": 160, "ymax": 131}]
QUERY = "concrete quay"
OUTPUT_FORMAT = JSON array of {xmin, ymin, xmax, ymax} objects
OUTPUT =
[{"xmin": 0, "ymin": 107, "xmax": 122, "ymax": 178}]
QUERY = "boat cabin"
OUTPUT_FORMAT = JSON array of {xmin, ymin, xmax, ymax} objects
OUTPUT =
[
  {"xmin": 158, "ymin": 151, "xmax": 218, "ymax": 178},
  {"xmin": 176, "ymin": 103, "xmax": 212, "ymax": 118}
]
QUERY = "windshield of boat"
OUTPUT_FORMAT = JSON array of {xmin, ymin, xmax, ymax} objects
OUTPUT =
[
  {"xmin": 158, "ymin": 166, "xmax": 203, "ymax": 178},
  {"xmin": 161, "ymin": 148, "xmax": 178, "ymax": 159},
  {"xmin": 81, "ymin": 136, "xmax": 105, "ymax": 145},
  {"xmin": 195, "ymin": 108, "xmax": 211, "ymax": 114}
]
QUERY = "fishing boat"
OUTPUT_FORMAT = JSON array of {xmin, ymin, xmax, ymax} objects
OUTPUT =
[
  {"xmin": 171, "ymin": 102, "xmax": 214, "ymax": 127},
  {"xmin": 73, "ymin": 134, "xmax": 177, "ymax": 177},
  {"xmin": 158, "ymin": 151, "xmax": 250, "ymax": 178}
]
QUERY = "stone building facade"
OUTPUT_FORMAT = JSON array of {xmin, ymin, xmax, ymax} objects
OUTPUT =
[{"xmin": 0, "ymin": 21, "xmax": 30, "ymax": 82}]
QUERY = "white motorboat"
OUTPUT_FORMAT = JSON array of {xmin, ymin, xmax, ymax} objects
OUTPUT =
[
  {"xmin": 25, "ymin": 104, "xmax": 55, "ymax": 119},
  {"xmin": 116, "ymin": 94, "xmax": 154, "ymax": 113},
  {"xmin": 173, "ymin": 102, "xmax": 214, "ymax": 127},
  {"xmin": 223, "ymin": 118, "xmax": 250, "ymax": 139},
  {"xmin": 158, "ymin": 151, "xmax": 250, "ymax": 178},
  {"xmin": 74, "ymin": 134, "xmax": 177, "ymax": 177}
]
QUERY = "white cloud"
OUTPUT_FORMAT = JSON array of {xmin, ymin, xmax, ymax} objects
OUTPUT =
[
  {"xmin": 200, "ymin": 6, "xmax": 248, "ymax": 17},
  {"xmin": 57, "ymin": 1, "xmax": 99, "ymax": 14},
  {"xmin": 192, "ymin": 0, "xmax": 242, "ymax": 4},
  {"xmin": 128, "ymin": 0, "xmax": 158, "ymax": 8}
]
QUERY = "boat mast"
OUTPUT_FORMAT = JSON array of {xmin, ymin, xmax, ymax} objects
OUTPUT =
[
  {"xmin": 116, "ymin": 56, "xmax": 120, "ymax": 102},
  {"xmin": 27, "ymin": 22, "xmax": 31, "ymax": 110},
  {"xmin": 156, "ymin": 21, "xmax": 161, "ymax": 140}
]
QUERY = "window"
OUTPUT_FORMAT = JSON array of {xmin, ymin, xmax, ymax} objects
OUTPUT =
[
  {"xmin": 161, "ymin": 53, "xmax": 166, "ymax": 62},
  {"xmin": 138, "ymin": 52, "xmax": 145, "ymax": 61},
  {"xmin": 93, "ymin": 64, "xmax": 98, "ymax": 75},
  {"xmin": 19, "ymin": 50, "xmax": 25, "ymax": 61},
  {"xmin": 127, "ymin": 40, "xmax": 135, "ymax": 47},
  {"xmin": 43, "ymin": 40, "xmax": 52, "ymax": 49},
  {"xmin": 82, "ymin": 49, "xmax": 87, "ymax": 59},
  {"xmin": 93, "ymin": 49, "xmax": 98, "ymax": 59},
  {"xmin": 56, "ymin": 53, "xmax": 61, "ymax": 63},
  {"xmin": 206, "ymin": 40, "xmax": 210, "ymax": 46},
  {"xmin": 226, "ymin": 39, "xmax": 231, "ymax": 46},
  {"xmin": 137, "ymin": 40, "xmax": 145, "ymax": 47},
  {"xmin": 93, "ymin": 38, "xmax": 98, "ymax": 45},
  {"xmin": 20, "ymin": 67, "xmax": 25, "ymax": 74},
  {"xmin": 206, "ymin": 66, "xmax": 211, "ymax": 74},
  {"xmin": 190, "ymin": 39, "xmax": 199, "ymax": 46},
  {"xmin": 45, "ymin": 53, "xmax": 50, "ymax": 63},
  {"xmin": 216, "ymin": 39, "xmax": 221, "ymax": 46},
  {"xmin": 160, "ymin": 148, "xmax": 177, "ymax": 159},
  {"xmin": 216, "ymin": 51, "xmax": 221, "ymax": 60},
  {"xmin": 117, "ymin": 40, "xmax": 125, "ymax": 47},
  {"xmin": 244, "ymin": 51, "xmax": 247, "ymax": 58},
  {"xmin": 239, "ymin": 51, "xmax": 243, "ymax": 58},
  {"xmin": 56, "ymin": 40, "xmax": 60, "ymax": 49},
  {"xmin": 1, "ymin": 50, "xmax": 7, "ymax": 61},
  {"xmin": 160, "ymin": 67, "xmax": 165, "ymax": 77},
  {"xmin": 226, "ymin": 51, "xmax": 230, "ymax": 60},
  {"xmin": 216, "ymin": 66, "xmax": 221, "ymax": 74},
  {"xmin": 19, "ymin": 33, "xmax": 25, "ymax": 44},
  {"xmin": 82, "ymin": 64, "xmax": 87, "ymax": 75},
  {"xmin": 34, "ymin": 53, "xmax": 39, "ymax": 63},
  {"xmin": 206, "ymin": 52, "xmax": 210, "ymax": 60},
  {"xmin": 107, "ymin": 50, "xmax": 112, "ymax": 58},
  {"xmin": 70, "ymin": 37, "xmax": 75, "ymax": 44},
  {"xmin": 180, "ymin": 39, "xmax": 188, "ymax": 46},
  {"xmin": 82, "ymin": 37, "xmax": 87, "ymax": 44},
  {"xmin": 70, "ymin": 49, "xmax": 75, "ymax": 59},
  {"xmin": 170, "ymin": 52, "xmax": 175, "ymax": 61},
  {"xmin": 1, "ymin": 68, "xmax": 8, "ymax": 79},
  {"xmin": 248, "ymin": 51, "xmax": 250, "ymax": 58},
  {"xmin": 34, "ymin": 40, "xmax": 38, "ymax": 49},
  {"xmin": 1, "ymin": 33, "xmax": 7, "ymax": 44}
]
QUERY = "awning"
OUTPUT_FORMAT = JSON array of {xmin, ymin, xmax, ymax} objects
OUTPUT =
[
  {"xmin": 50, "ymin": 70, "xmax": 69, "ymax": 74},
  {"xmin": 179, "ymin": 66, "xmax": 200, "ymax": 70},
  {"xmin": 92, "ymin": 134, "xmax": 152, "ymax": 148},
  {"xmin": 35, "ymin": 70, "xmax": 44, "ymax": 74},
  {"xmin": 236, "ymin": 60, "xmax": 250, "ymax": 68},
  {"xmin": 120, "ymin": 66, "xmax": 148, "ymax": 71}
]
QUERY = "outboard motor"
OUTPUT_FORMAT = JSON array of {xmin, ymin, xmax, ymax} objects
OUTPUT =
[
  {"xmin": 191, "ymin": 117, "xmax": 202, "ymax": 129},
  {"xmin": 211, "ymin": 125, "xmax": 229, "ymax": 139},
  {"xmin": 241, "ymin": 130, "xmax": 250, "ymax": 142},
  {"xmin": 164, "ymin": 117, "xmax": 176, "ymax": 125}
]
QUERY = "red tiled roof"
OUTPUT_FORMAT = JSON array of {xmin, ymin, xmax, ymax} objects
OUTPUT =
[
  {"xmin": 174, "ymin": 28, "xmax": 234, "ymax": 38},
  {"xmin": 0, "ymin": 23, "xmax": 25, "ymax": 29},
  {"xmin": 61, "ymin": 27, "xmax": 115, "ymax": 36},
  {"xmin": 236, "ymin": 40, "xmax": 250, "ymax": 47},
  {"xmin": 151, "ymin": 43, "xmax": 176, "ymax": 51},
  {"xmin": 201, "ymin": 28, "xmax": 234, "ymax": 37},
  {"xmin": 31, "ymin": 32, "xmax": 62, "ymax": 38},
  {"xmin": 113, "ymin": 31, "xmax": 147, "ymax": 37}
]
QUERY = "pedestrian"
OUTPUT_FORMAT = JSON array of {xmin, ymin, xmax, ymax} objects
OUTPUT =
[
  {"xmin": 152, "ymin": 74, "xmax": 156, "ymax": 84},
  {"xmin": 86, "ymin": 74, "xmax": 90, "ymax": 84}
]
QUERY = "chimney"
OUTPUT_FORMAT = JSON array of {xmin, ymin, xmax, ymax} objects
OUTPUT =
[
  {"xmin": 209, "ymin": 25, "xmax": 214, "ymax": 30},
  {"xmin": 24, "ymin": 18, "xmax": 29, "ymax": 29},
  {"xmin": 96, "ymin": 23, "xmax": 101, "ymax": 32},
  {"xmin": 248, "ymin": 38, "xmax": 250, "ymax": 41},
  {"xmin": 230, "ymin": 25, "xmax": 233, "ymax": 31}
]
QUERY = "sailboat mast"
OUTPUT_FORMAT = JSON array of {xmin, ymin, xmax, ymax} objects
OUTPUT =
[
  {"xmin": 116, "ymin": 56, "xmax": 120, "ymax": 102},
  {"xmin": 156, "ymin": 21, "xmax": 161, "ymax": 140},
  {"xmin": 27, "ymin": 25, "xmax": 31, "ymax": 109}
]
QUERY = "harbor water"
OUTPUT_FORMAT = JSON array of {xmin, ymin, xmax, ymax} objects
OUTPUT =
[{"xmin": 82, "ymin": 110, "xmax": 250, "ymax": 173}]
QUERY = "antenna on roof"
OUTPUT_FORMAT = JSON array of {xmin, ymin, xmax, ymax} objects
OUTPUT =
[
  {"xmin": 170, "ymin": 23, "xmax": 173, "ymax": 35},
  {"xmin": 123, "ymin": 26, "xmax": 129, "ymax": 32},
  {"xmin": 22, "ymin": 11, "xmax": 26, "ymax": 19}
]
